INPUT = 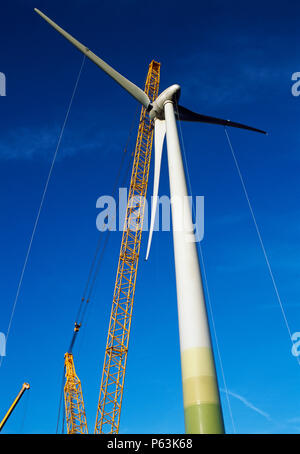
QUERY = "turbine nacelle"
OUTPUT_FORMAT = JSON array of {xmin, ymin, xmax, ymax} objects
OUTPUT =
[{"xmin": 149, "ymin": 84, "xmax": 181, "ymax": 121}]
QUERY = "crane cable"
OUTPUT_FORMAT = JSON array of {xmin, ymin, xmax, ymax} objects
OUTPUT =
[
  {"xmin": 66, "ymin": 67, "xmax": 153, "ymax": 354},
  {"xmin": 56, "ymin": 106, "xmax": 139, "ymax": 434},
  {"xmin": 224, "ymin": 127, "xmax": 300, "ymax": 367},
  {"xmin": 0, "ymin": 55, "xmax": 86, "ymax": 369},
  {"xmin": 59, "ymin": 94, "xmax": 141, "ymax": 434},
  {"xmin": 56, "ymin": 365, "xmax": 66, "ymax": 434},
  {"xmin": 67, "ymin": 103, "xmax": 140, "ymax": 354},
  {"xmin": 60, "ymin": 106, "xmax": 139, "ymax": 434}
]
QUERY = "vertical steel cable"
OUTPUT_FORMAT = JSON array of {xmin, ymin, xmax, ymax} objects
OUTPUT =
[
  {"xmin": 224, "ymin": 127, "xmax": 300, "ymax": 366},
  {"xmin": 0, "ymin": 55, "xmax": 86, "ymax": 368}
]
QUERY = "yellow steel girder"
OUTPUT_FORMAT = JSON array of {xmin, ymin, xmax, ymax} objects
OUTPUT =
[{"xmin": 94, "ymin": 60, "xmax": 161, "ymax": 434}]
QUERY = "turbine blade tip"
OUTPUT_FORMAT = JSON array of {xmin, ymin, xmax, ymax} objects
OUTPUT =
[{"xmin": 34, "ymin": 8, "xmax": 43, "ymax": 16}]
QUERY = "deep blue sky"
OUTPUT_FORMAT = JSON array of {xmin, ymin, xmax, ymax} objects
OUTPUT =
[{"xmin": 1, "ymin": 0, "xmax": 300, "ymax": 434}]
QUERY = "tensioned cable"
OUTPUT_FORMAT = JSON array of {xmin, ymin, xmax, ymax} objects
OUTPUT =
[
  {"xmin": 79, "ymin": 108, "xmax": 138, "ymax": 309},
  {"xmin": 68, "ymin": 149, "xmax": 135, "ymax": 355},
  {"xmin": 70, "ymin": 147, "xmax": 136, "ymax": 353},
  {"xmin": 68, "ymin": 69, "xmax": 152, "ymax": 352},
  {"xmin": 56, "ymin": 365, "xmax": 66, "ymax": 434},
  {"xmin": 61, "ymin": 401, "xmax": 65, "ymax": 434},
  {"xmin": 76, "ymin": 104, "xmax": 139, "ymax": 312},
  {"xmin": 73, "ymin": 147, "xmax": 129, "ymax": 326},
  {"xmin": 68, "ymin": 104, "xmax": 140, "ymax": 353},
  {"xmin": 0, "ymin": 55, "xmax": 86, "ymax": 369},
  {"xmin": 175, "ymin": 101, "xmax": 237, "ymax": 433},
  {"xmin": 197, "ymin": 243, "xmax": 237, "ymax": 433},
  {"xmin": 224, "ymin": 127, "xmax": 300, "ymax": 366}
]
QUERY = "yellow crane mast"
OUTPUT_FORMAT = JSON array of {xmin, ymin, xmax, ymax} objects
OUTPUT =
[
  {"xmin": 94, "ymin": 60, "xmax": 161, "ymax": 434},
  {"xmin": 64, "ymin": 352, "xmax": 88, "ymax": 434},
  {"xmin": 0, "ymin": 382, "xmax": 30, "ymax": 432},
  {"xmin": 63, "ymin": 61, "xmax": 160, "ymax": 435}
]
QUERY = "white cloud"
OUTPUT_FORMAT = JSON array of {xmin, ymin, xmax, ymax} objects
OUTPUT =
[{"xmin": 221, "ymin": 388, "xmax": 272, "ymax": 421}]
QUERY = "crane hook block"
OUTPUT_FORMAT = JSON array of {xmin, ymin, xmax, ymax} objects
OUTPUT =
[{"xmin": 74, "ymin": 322, "xmax": 81, "ymax": 333}]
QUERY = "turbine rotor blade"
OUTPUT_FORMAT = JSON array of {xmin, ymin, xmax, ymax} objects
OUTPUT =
[
  {"xmin": 145, "ymin": 119, "xmax": 166, "ymax": 261},
  {"xmin": 176, "ymin": 104, "xmax": 267, "ymax": 135},
  {"xmin": 34, "ymin": 9, "xmax": 151, "ymax": 110}
]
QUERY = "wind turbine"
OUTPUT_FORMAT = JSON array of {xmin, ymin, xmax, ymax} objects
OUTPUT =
[{"xmin": 34, "ymin": 8, "xmax": 266, "ymax": 434}]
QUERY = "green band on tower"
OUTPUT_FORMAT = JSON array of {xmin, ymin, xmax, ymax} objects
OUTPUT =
[
  {"xmin": 184, "ymin": 403, "xmax": 224, "ymax": 434},
  {"xmin": 181, "ymin": 347, "xmax": 224, "ymax": 434}
]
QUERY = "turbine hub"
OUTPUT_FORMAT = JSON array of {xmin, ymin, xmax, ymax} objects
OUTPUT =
[{"xmin": 150, "ymin": 84, "xmax": 181, "ymax": 120}]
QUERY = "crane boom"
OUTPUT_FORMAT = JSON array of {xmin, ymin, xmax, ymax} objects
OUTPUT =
[
  {"xmin": 64, "ymin": 352, "xmax": 88, "ymax": 434},
  {"xmin": 94, "ymin": 60, "xmax": 161, "ymax": 434},
  {"xmin": 0, "ymin": 382, "xmax": 30, "ymax": 432}
]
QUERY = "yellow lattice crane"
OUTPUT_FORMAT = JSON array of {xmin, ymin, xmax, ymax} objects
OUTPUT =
[
  {"xmin": 64, "ymin": 352, "xmax": 88, "ymax": 434},
  {"xmin": 94, "ymin": 60, "xmax": 160, "ymax": 434},
  {"xmin": 63, "ymin": 61, "xmax": 160, "ymax": 434},
  {"xmin": 0, "ymin": 382, "xmax": 30, "ymax": 432},
  {"xmin": 34, "ymin": 8, "xmax": 161, "ymax": 435}
]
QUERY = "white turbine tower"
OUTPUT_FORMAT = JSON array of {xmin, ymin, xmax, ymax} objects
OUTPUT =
[{"xmin": 34, "ymin": 8, "xmax": 266, "ymax": 434}]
